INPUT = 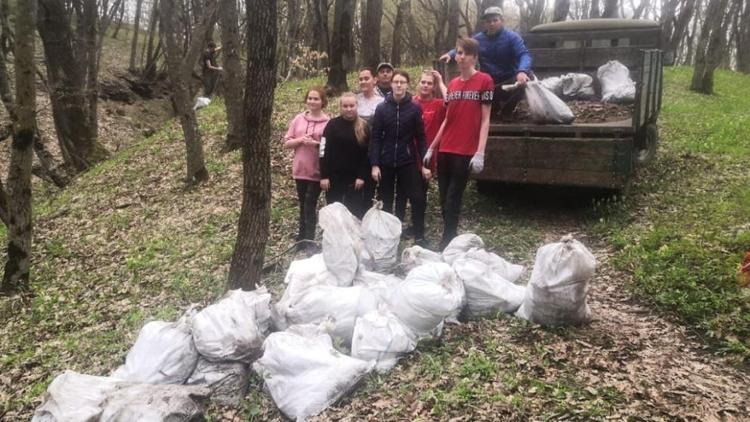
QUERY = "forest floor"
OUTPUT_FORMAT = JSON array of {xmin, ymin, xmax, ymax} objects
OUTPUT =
[{"xmin": 1, "ymin": 67, "xmax": 749, "ymax": 421}]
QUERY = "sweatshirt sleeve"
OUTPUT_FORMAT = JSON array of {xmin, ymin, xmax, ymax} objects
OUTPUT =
[
  {"xmin": 357, "ymin": 125, "xmax": 371, "ymax": 180},
  {"xmin": 319, "ymin": 121, "xmax": 332, "ymax": 179},
  {"xmin": 414, "ymin": 106, "xmax": 427, "ymax": 159},
  {"xmin": 369, "ymin": 106, "xmax": 384, "ymax": 167},
  {"xmin": 514, "ymin": 33, "xmax": 532, "ymax": 73}
]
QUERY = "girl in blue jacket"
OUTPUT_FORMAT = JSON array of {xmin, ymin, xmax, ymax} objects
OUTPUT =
[{"xmin": 370, "ymin": 70, "xmax": 432, "ymax": 245}]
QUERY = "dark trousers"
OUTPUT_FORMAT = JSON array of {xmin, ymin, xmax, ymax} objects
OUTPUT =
[
  {"xmin": 326, "ymin": 175, "xmax": 367, "ymax": 219},
  {"xmin": 203, "ymin": 71, "xmax": 220, "ymax": 97},
  {"xmin": 295, "ymin": 179, "xmax": 321, "ymax": 241},
  {"xmin": 493, "ymin": 76, "xmax": 527, "ymax": 118},
  {"xmin": 378, "ymin": 164, "xmax": 426, "ymax": 238},
  {"xmin": 437, "ymin": 153, "xmax": 471, "ymax": 245},
  {"xmin": 395, "ymin": 178, "xmax": 428, "ymax": 223}
]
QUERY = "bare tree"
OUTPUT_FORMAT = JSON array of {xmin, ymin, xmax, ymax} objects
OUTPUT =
[
  {"xmin": 589, "ymin": 0, "xmax": 600, "ymax": 17},
  {"xmin": 362, "ymin": 0, "xmax": 383, "ymax": 68},
  {"xmin": 601, "ymin": 0, "xmax": 619, "ymax": 17},
  {"xmin": 143, "ymin": 0, "xmax": 161, "ymax": 79},
  {"xmin": 308, "ymin": 0, "xmax": 329, "ymax": 60},
  {"xmin": 228, "ymin": 0, "xmax": 278, "ymax": 290},
  {"xmin": 553, "ymin": 0, "xmax": 570, "ymax": 20},
  {"xmin": 130, "ymin": 0, "xmax": 145, "ymax": 71},
  {"xmin": 737, "ymin": 0, "xmax": 750, "ymax": 72},
  {"xmin": 691, "ymin": 0, "xmax": 730, "ymax": 93},
  {"xmin": 2, "ymin": 0, "xmax": 36, "ymax": 293},
  {"xmin": 326, "ymin": 0, "xmax": 355, "ymax": 94},
  {"xmin": 220, "ymin": 0, "xmax": 244, "ymax": 150},
  {"xmin": 112, "ymin": 0, "xmax": 126, "ymax": 38},
  {"xmin": 161, "ymin": 0, "xmax": 218, "ymax": 184},
  {"xmin": 37, "ymin": 0, "xmax": 109, "ymax": 173},
  {"xmin": 516, "ymin": 0, "xmax": 546, "ymax": 32},
  {"xmin": 391, "ymin": 0, "xmax": 410, "ymax": 66}
]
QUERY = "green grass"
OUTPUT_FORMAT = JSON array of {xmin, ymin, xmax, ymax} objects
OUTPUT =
[{"xmin": 595, "ymin": 67, "xmax": 750, "ymax": 358}]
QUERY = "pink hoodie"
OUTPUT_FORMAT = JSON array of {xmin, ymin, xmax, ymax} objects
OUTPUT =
[{"xmin": 284, "ymin": 111, "xmax": 330, "ymax": 181}]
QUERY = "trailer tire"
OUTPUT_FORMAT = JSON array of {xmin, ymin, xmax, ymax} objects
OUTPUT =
[{"xmin": 635, "ymin": 123, "xmax": 658, "ymax": 166}]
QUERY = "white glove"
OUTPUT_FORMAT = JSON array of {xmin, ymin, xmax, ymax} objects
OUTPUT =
[
  {"xmin": 423, "ymin": 149, "xmax": 433, "ymax": 168},
  {"xmin": 469, "ymin": 153, "xmax": 484, "ymax": 174}
]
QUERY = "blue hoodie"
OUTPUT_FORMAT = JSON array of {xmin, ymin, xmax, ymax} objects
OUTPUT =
[
  {"xmin": 450, "ymin": 28, "xmax": 532, "ymax": 83},
  {"xmin": 369, "ymin": 92, "xmax": 427, "ymax": 168}
]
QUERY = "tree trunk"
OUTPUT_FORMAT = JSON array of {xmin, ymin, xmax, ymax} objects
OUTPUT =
[
  {"xmin": 2, "ymin": 0, "xmax": 36, "ymax": 293},
  {"xmin": 0, "ymin": 0, "xmax": 10, "ymax": 55},
  {"xmin": 111, "ymin": 0, "xmax": 125, "ymax": 38},
  {"xmin": 516, "ymin": 0, "xmax": 545, "ymax": 33},
  {"xmin": 445, "ymin": 0, "xmax": 460, "ymax": 51},
  {"xmin": 37, "ymin": 0, "xmax": 108, "ymax": 173},
  {"xmin": 589, "ymin": 0, "xmax": 600, "ymax": 17},
  {"xmin": 144, "ymin": 0, "xmax": 161, "ymax": 80},
  {"xmin": 601, "ymin": 0, "xmax": 618, "ymax": 17},
  {"xmin": 279, "ymin": 0, "xmax": 300, "ymax": 77},
  {"xmin": 161, "ymin": 0, "xmax": 218, "ymax": 184},
  {"xmin": 391, "ymin": 0, "xmax": 409, "ymax": 67},
  {"xmin": 666, "ymin": 0, "xmax": 697, "ymax": 62},
  {"xmin": 228, "ymin": 0, "xmax": 278, "ymax": 291},
  {"xmin": 553, "ymin": 0, "xmax": 570, "ymax": 21},
  {"xmin": 0, "ymin": 177, "xmax": 8, "ymax": 227},
  {"xmin": 362, "ymin": 0, "xmax": 383, "ymax": 69},
  {"xmin": 691, "ymin": 0, "xmax": 730, "ymax": 93},
  {"xmin": 220, "ymin": 0, "xmax": 244, "ymax": 151},
  {"xmin": 308, "ymin": 0, "xmax": 329, "ymax": 59},
  {"xmin": 737, "ymin": 0, "xmax": 750, "ymax": 72},
  {"xmin": 129, "ymin": 0, "xmax": 145, "ymax": 71},
  {"xmin": 326, "ymin": 0, "xmax": 354, "ymax": 94}
]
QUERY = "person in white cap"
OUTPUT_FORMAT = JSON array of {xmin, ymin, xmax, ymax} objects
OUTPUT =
[{"xmin": 439, "ymin": 6, "xmax": 532, "ymax": 120}]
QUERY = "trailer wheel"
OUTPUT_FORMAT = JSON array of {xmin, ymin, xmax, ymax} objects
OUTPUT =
[{"xmin": 635, "ymin": 123, "xmax": 658, "ymax": 166}]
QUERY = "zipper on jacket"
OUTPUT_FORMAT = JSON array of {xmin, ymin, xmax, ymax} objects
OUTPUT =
[{"xmin": 395, "ymin": 102, "xmax": 400, "ymax": 165}]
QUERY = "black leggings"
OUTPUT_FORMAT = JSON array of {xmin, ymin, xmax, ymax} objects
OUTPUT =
[
  {"xmin": 295, "ymin": 179, "xmax": 321, "ymax": 241},
  {"xmin": 437, "ymin": 153, "xmax": 471, "ymax": 244},
  {"xmin": 377, "ymin": 164, "xmax": 426, "ymax": 238},
  {"xmin": 325, "ymin": 175, "xmax": 368, "ymax": 219}
]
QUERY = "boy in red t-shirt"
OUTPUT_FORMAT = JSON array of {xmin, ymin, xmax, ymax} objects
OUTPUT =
[{"xmin": 424, "ymin": 37, "xmax": 493, "ymax": 249}]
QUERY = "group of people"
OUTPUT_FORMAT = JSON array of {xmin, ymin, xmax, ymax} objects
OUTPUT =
[{"xmin": 280, "ymin": 7, "xmax": 532, "ymax": 250}]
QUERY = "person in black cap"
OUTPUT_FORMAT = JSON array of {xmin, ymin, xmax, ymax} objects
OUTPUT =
[
  {"xmin": 375, "ymin": 62, "xmax": 394, "ymax": 97},
  {"xmin": 439, "ymin": 6, "xmax": 532, "ymax": 120}
]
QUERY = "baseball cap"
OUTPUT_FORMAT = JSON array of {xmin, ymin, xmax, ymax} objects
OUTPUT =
[
  {"xmin": 377, "ymin": 62, "xmax": 394, "ymax": 72},
  {"xmin": 482, "ymin": 6, "xmax": 503, "ymax": 18}
]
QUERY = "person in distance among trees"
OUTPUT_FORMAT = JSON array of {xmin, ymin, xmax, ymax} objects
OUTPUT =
[
  {"xmin": 427, "ymin": 37, "xmax": 493, "ymax": 249},
  {"xmin": 283, "ymin": 87, "xmax": 330, "ymax": 247},
  {"xmin": 201, "ymin": 41, "xmax": 223, "ymax": 97},
  {"xmin": 319, "ymin": 93, "xmax": 371, "ymax": 218}
]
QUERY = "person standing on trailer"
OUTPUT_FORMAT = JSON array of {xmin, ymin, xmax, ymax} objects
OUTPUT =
[{"xmin": 375, "ymin": 62, "xmax": 395, "ymax": 98}]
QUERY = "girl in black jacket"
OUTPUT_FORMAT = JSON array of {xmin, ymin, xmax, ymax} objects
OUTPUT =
[
  {"xmin": 319, "ymin": 92, "xmax": 371, "ymax": 218},
  {"xmin": 370, "ymin": 70, "xmax": 432, "ymax": 245}
]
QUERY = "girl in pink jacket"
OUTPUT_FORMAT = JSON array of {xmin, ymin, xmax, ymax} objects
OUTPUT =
[{"xmin": 283, "ymin": 87, "xmax": 330, "ymax": 247}]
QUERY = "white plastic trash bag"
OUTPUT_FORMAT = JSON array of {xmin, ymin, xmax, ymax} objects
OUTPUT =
[
  {"xmin": 525, "ymin": 80, "xmax": 575, "ymax": 124},
  {"xmin": 186, "ymin": 359, "xmax": 249, "ymax": 406},
  {"xmin": 452, "ymin": 256, "xmax": 525, "ymax": 317},
  {"xmin": 192, "ymin": 288, "xmax": 271, "ymax": 362},
  {"xmin": 361, "ymin": 204, "xmax": 402, "ymax": 272},
  {"xmin": 387, "ymin": 263, "xmax": 465, "ymax": 338},
  {"xmin": 111, "ymin": 311, "xmax": 198, "ymax": 384},
  {"xmin": 32, "ymin": 371, "xmax": 119, "ymax": 422},
  {"xmin": 540, "ymin": 76, "xmax": 563, "ymax": 96},
  {"xmin": 284, "ymin": 254, "xmax": 327, "ymax": 286},
  {"xmin": 353, "ymin": 270, "xmax": 402, "ymax": 304},
  {"xmin": 516, "ymin": 235, "xmax": 596, "ymax": 325},
  {"xmin": 274, "ymin": 284, "xmax": 379, "ymax": 345},
  {"xmin": 597, "ymin": 61, "xmax": 636, "ymax": 103},
  {"xmin": 99, "ymin": 384, "xmax": 210, "ymax": 422},
  {"xmin": 193, "ymin": 96, "xmax": 210, "ymax": 110},
  {"xmin": 401, "ymin": 245, "xmax": 443, "ymax": 272},
  {"xmin": 462, "ymin": 248, "xmax": 524, "ymax": 283},
  {"xmin": 560, "ymin": 73, "xmax": 595, "ymax": 100},
  {"xmin": 351, "ymin": 307, "xmax": 417, "ymax": 373},
  {"xmin": 253, "ymin": 330, "xmax": 374, "ymax": 422},
  {"xmin": 319, "ymin": 203, "xmax": 365, "ymax": 285},
  {"xmin": 442, "ymin": 234, "xmax": 485, "ymax": 265}
]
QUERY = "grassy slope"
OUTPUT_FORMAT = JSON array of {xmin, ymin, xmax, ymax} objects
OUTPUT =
[
  {"xmin": 597, "ymin": 67, "xmax": 750, "ymax": 356},
  {"xmin": 1, "ymin": 67, "xmax": 748, "ymax": 419}
]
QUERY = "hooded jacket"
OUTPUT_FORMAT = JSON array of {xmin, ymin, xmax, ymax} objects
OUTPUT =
[{"xmin": 369, "ymin": 92, "xmax": 427, "ymax": 168}]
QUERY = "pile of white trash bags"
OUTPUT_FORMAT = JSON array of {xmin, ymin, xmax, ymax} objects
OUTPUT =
[{"xmin": 33, "ymin": 203, "xmax": 597, "ymax": 422}]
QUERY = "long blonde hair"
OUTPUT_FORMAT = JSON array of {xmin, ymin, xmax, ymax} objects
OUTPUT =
[{"xmin": 340, "ymin": 92, "xmax": 368, "ymax": 146}]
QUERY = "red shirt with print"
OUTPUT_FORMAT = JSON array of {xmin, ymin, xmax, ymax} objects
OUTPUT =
[{"xmin": 439, "ymin": 71, "xmax": 494, "ymax": 156}]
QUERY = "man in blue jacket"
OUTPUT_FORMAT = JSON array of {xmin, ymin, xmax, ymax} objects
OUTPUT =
[{"xmin": 440, "ymin": 7, "xmax": 532, "ymax": 120}]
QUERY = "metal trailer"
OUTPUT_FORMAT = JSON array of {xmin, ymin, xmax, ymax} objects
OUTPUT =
[{"xmin": 475, "ymin": 19, "xmax": 664, "ymax": 190}]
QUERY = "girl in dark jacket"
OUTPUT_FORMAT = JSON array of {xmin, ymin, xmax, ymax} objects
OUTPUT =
[
  {"xmin": 370, "ymin": 70, "xmax": 431, "ymax": 245},
  {"xmin": 319, "ymin": 92, "xmax": 371, "ymax": 218}
]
